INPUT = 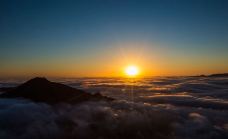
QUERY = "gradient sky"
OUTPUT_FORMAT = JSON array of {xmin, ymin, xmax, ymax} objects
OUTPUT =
[{"xmin": 0, "ymin": 0, "xmax": 228, "ymax": 77}]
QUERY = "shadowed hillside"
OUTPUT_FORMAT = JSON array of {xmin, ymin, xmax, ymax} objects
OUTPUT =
[{"xmin": 0, "ymin": 77, "xmax": 113, "ymax": 103}]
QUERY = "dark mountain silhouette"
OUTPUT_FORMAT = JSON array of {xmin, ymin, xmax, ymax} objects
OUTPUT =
[
  {"xmin": 192, "ymin": 73, "xmax": 228, "ymax": 78},
  {"xmin": 208, "ymin": 73, "xmax": 228, "ymax": 77},
  {"xmin": 0, "ymin": 77, "xmax": 113, "ymax": 103}
]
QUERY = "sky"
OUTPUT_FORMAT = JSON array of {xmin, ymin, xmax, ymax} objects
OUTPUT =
[{"xmin": 0, "ymin": 0, "xmax": 228, "ymax": 77}]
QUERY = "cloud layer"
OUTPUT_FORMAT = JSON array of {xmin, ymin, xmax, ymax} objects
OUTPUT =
[
  {"xmin": 0, "ymin": 76, "xmax": 228, "ymax": 139},
  {"xmin": 0, "ymin": 99, "xmax": 228, "ymax": 139}
]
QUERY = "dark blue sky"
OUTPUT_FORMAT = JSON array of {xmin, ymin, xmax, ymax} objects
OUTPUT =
[{"xmin": 1, "ymin": 0, "xmax": 228, "ymax": 77}]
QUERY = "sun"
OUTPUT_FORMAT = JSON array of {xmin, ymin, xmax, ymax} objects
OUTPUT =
[{"xmin": 125, "ymin": 65, "xmax": 139, "ymax": 77}]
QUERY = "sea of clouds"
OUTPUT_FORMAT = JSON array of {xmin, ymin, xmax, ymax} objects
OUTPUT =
[{"xmin": 0, "ymin": 76, "xmax": 228, "ymax": 139}]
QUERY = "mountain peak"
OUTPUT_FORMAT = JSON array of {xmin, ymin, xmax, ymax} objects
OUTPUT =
[
  {"xmin": 25, "ymin": 77, "xmax": 49, "ymax": 84},
  {"xmin": 0, "ymin": 77, "xmax": 113, "ymax": 103}
]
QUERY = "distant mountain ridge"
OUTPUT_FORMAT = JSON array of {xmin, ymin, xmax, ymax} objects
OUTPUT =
[
  {"xmin": 0, "ymin": 77, "xmax": 113, "ymax": 103},
  {"xmin": 193, "ymin": 73, "xmax": 228, "ymax": 77},
  {"xmin": 208, "ymin": 73, "xmax": 228, "ymax": 77}
]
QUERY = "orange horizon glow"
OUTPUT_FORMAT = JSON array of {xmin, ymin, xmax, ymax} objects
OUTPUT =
[{"xmin": 0, "ymin": 41, "xmax": 228, "ymax": 78}]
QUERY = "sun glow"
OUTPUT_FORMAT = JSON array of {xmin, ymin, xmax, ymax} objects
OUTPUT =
[{"xmin": 125, "ymin": 65, "xmax": 139, "ymax": 77}]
